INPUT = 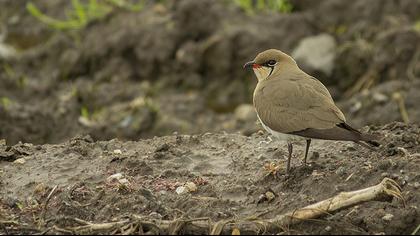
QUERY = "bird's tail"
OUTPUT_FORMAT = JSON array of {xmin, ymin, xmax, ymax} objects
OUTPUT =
[{"xmin": 339, "ymin": 123, "xmax": 381, "ymax": 149}]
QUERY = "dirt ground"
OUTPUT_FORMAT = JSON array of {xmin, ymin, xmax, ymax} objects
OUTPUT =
[
  {"xmin": 0, "ymin": 0, "xmax": 420, "ymax": 235},
  {"xmin": 1, "ymin": 122, "xmax": 419, "ymax": 234}
]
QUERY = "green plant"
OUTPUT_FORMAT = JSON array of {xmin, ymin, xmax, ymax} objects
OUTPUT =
[
  {"xmin": 0, "ymin": 97, "xmax": 11, "ymax": 109},
  {"xmin": 81, "ymin": 106, "xmax": 90, "ymax": 119},
  {"xmin": 3, "ymin": 63, "xmax": 27, "ymax": 89},
  {"xmin": 414, "ymin": 20, "xmax": 420, "ymax": 33},
  {"xmin": 26, "ymin": 0, "xmax": 145, "ymax": 30},
  {"xmin": 234, "ymin": 0, "xmax": 293, "ymax": 14}
]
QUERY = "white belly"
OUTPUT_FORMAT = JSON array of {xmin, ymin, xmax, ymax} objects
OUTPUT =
[{"xmin": 257, "ymin": 114, "xmax": 306, "ymax": 142}]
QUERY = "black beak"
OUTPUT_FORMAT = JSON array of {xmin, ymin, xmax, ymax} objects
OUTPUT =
[{"xmin": 243, "ymin": 61, "xmax": 256, "ymax": 69}]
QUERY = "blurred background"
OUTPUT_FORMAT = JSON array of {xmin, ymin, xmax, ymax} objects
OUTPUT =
[{"xmin": 0, "ymin": 0, "xmax": 419, "ymax": 145}]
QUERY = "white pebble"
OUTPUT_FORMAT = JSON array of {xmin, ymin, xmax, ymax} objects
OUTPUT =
[
  {"xmin": 13, "ymin": 158, "xmax": 26, "ymax": 164},
  {"xmin": 176, "ymin": 186, "xmax": 188, "ymax": 195},
  {"xmin": 382, "ymin": 213, "xmax": 394, "ymax": 221},
  {"xmin": 113, "ymin": 149, "xmax": 122, "ymax": 155},
  {"xmin": 107, "ymin": 173, "xmax": 123, "ymax": 181}
]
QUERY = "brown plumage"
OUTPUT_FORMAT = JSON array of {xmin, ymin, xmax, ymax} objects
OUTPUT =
[{"xmin": 244, "ymin": 49, "xmax": 379, "ymax": 174}]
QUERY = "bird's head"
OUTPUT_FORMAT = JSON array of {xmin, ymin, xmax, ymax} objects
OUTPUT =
[{"xmin": 243, "ymin": 49, "xmax": 297, "ymax": 81}]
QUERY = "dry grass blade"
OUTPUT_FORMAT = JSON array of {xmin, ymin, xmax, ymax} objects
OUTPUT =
[
  {"xmin": 392, "ymin": 92, "xmax": 410, "ymax": 124},
  {"xmin": 66, "ymin": 219, "xmax": 130, "ymax": 234},
  {"xmin": 168, "ymin": 218, "xmax": 187, "ymax": 235},
  {"xmin": 412, "ymin": 223, "xmax": 420, "ymax": 235},
  {"xmin": 211, "ymin": 220, "xmax": 232, "ymax": 235}
]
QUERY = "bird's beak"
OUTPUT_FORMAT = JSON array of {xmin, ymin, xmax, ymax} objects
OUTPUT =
[{"xmin": 243, "ymin": 61, "xmax": 260, "ymax": 69}]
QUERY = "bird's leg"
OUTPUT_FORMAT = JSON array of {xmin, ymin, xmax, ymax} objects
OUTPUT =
[
  {"xmin": 286, "ymin": 142, "xmax": 293, "ymax": 174},
  {"xmin": 304, "ymin": 139, "xmax": 311, "ymax": 166}
]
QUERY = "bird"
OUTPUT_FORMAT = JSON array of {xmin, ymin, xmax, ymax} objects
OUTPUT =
[{"xmin": 244, "ymin": 49, "xmax": 379, "ymax": 174}]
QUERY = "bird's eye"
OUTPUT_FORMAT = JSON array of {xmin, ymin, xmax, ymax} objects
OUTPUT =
[{"xmin": 266, "ymin": 60, "xmax": 276, "ymax": 66}]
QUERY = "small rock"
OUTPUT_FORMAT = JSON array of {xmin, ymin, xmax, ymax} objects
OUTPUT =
[
  {"xmin": 13, "ymin": 158, "xmax": 26, "ymax": 164},
  {"xmin": 413, "ymin": 182, "xmax": 420, "ymax": 189},
  {"xmin": 391, "ymin": 175, "xmax": 401, "ymax": 184},
  {"xmin": 149, "ymin": 212, "xmax": 162, "ymax": 219},
  {"xmin": 335, "ymin": 166, "xmax": 346, "ymax": 176},
  {"xmin": 350, "ymin": 101, "xmax": 362, "ymax": 113},
  {"xmin": 311, "ymin": 151, "xmax": 320, "ymax": 160},
  {"xmin": 381, "ymin": 172, "xmax": 389, "ymax": 178},
  {"xmin": 372, "ymin": 93, "xmax": 388, "ymax": 103},
  {"xmin": 397, "ymin": 147, "xmax": 408, "ymax": 156},
  {"xmin": 107, "ymin": 173, "xmax": 124, "ymax": 182},
  {"xmin": 265, "ymin": 191, "xmax": 275, "ymax": 202},
  {"xmin": 113, "ymin": 149, "xmax": 122, "ymax": 155},
  {"xmin": 0, "ymin": 41, "xmax": 18, "ymax": 59},
  {"xmin": 78, "ymin": 116, "xmax": 95, "ymax": 127},
  {"xmin": 382, "ymin": 213, "xmax": 394, "ymax": 222},
  {"xmin": 325, "ymin": 226, "xmax": 332, "ymax": 232},
  {"xmin": 335, "ymin": 184, "xmax": 346, "ymax": 192},
  {"xmin": 83, "ymin": 135, "xmax": 94, "ymax": 143},
  {"xmin": 139, "ymin": 188, "xmax": 155, "ymax": 200},
  {"xmin": 347, "ymin": 145, "xmax": 357, "ymax": 151},
  {"xmin": 155, "ymin": 143, "xmax": 170, "ymax": 152},
  {"xmin": 234, "ymin": 104, "xmax": 257, "ymax": 122},
  {"xmin": 257, "ymin": 194, "xmax": 267, "ymax": 204},
  {"xmin": 176, "ymin": 186, "xmax": 188, "ymax": 195},
  {"xmin": 292, "ymin": 33, "xmax": 337, "ymax": 76},
  {"xmin": 185, "ymin": 182, "xmax": 198, "ymax": 192},
  {"xmin": 387, "ymin": 147, "xmax": 398, "ymax": 156},
  {"xmin": 4, "ymin": 196, "xmax": 19, "ymax": 208},
  {"xmin": 23, "ymin": 143, "xmax": 33, "ymax": 147},
  {"xmin": 257, "ymin": 154, "xmax": 266, "ymax": 161},
  {"xmin": 34, "ymin": 183, "xmax": 46, "ymax": 194}
]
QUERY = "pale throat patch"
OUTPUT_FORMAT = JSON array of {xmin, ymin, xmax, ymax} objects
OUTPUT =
[{"xmin": 253, "ymin": 67, "xmax": 272, "ymax": 81}]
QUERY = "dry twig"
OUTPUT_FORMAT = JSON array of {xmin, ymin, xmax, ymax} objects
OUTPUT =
[{"xmin": 392, "ymin": 92, "xmax": 410, "ymax": 124}]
